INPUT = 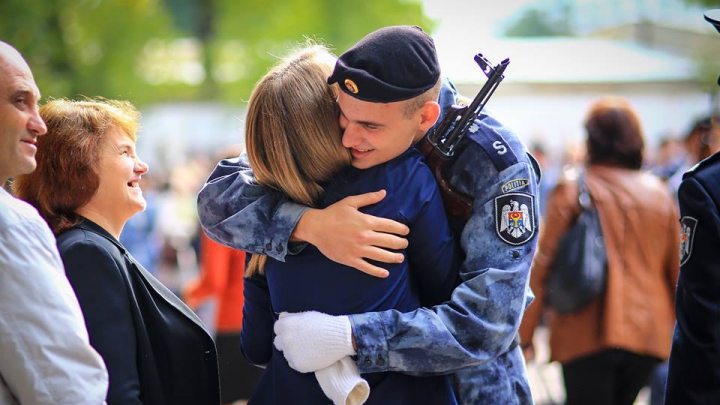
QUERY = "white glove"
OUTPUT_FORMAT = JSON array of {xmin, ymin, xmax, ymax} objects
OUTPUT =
[
  {"xmin": 274, "ymin": 311, "xmax": 355, "ymax": 373},
  {"xmin": 315, "ymin": 357, "xmax": 370, "ymax": 405}
]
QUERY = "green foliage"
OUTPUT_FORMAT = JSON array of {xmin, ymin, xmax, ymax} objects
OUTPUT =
[
  {"xmin": 0, "ymin": 0, "xmax": 433, "ymax": 106},
  {"xmin": 0, "ymin": 0, "xmax": 194, "ymax": 106},
  {"xmin": 503, "ymin": 7, "xmax": 574, "ymax": 37},
  {"xmin": 683, "ymin": 0, "xmax": 720, "ymax": 7},
  {"xmin": 211, "ymin": 0, "xmax": 434, "ymax": 104},
  {"xmin": 695, "ymin": 54, "xmax": 720, "ymax": 92}
]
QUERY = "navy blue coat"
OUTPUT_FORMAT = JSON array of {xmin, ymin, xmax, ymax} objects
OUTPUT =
[
  {"xmin": 241, "ymin": 148, "xmax": 461, "ymax": 404},
  {"xmin": 666, "ymin": 151, "xmax": 720, "ymax": 405},
  {"xmin": 57, "ymin": 219, "xmax": 220, "ymax": 405}
]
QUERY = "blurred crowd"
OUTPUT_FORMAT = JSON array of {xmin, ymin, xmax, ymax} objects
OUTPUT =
[{"xmin": 125, "ymin": 112, "xmax": 720, "ymax": 298}]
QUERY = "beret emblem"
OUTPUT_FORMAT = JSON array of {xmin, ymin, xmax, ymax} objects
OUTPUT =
[{"xmin": 344, "ymin": 79, "xmax": 359, "ymax": 94}]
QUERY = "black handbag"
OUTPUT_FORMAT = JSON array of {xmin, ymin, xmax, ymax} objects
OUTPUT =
[{"xmin": 545, "ymin": 172, "xmax": 608, "ymax": 314}]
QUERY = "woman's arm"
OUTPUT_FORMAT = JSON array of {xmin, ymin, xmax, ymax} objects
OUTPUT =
[{"xmin": 240, "ymin": 271, "xmax": 274, "ymax": 367}]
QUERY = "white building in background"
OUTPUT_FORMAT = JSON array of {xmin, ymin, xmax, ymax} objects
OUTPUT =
[
  {"xmin": 137, "ymin": 34, "xmax": 713, "ymax": 167},
  {"xmin": 439, "ymin": 35, "xmax": 713, "ymax": 154},
  {"xmin": 137, "ymin": 102, "xmax": 246, "ymax": 172},
  {"xmin": 425, "ymin": 0, "xmax": 718, "ymax": 156}
]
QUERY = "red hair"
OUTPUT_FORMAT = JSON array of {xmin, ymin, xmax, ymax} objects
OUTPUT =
[{"xmin": 13, "ymin": 98, "xmax": 140, "ymax": 234}]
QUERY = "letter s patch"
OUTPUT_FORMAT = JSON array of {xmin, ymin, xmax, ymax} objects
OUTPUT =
[{"xmin": 493, "ymin": 141, "xmax": 507, "ymax": 155}]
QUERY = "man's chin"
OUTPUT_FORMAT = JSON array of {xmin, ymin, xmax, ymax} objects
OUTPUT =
[
  {"xmin": 17, "ymin": 159, "xmax": 37, "ymax": 176},
  {"xmin": 350, "ymin": 159, "xmax": 370, "ymax": 169}
]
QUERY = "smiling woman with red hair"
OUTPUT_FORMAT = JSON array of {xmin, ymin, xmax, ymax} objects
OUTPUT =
[{"xmin": 13, "ymin": 98, "xmax": 220, "ymax": 405}]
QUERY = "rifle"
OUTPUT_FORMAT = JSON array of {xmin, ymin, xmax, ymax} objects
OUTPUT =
[{"xmin": 419, "ymin": 53, "xmax": 510, "ymax": 221}]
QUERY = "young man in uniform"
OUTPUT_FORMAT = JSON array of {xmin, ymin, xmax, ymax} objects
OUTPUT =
[
  {"xmin": 664, "ymin": 10, "xmax": 720, "ymax": 405},
  {"xmin": 198, "ymin": 26, "xmax": 540, "ymax": 404},
  {"xmin": 0, "ymin": 41, "xmax": 108, "ymax": 404}
]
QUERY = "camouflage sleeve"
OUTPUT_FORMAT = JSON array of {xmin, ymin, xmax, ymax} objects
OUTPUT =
[
  {"xmin": 197, "ymin": 152, "xmax": 308, "ymax": 261},
  {"xmin": 350, "ymin": 120, "xmax": 539, "ymax": 375}
]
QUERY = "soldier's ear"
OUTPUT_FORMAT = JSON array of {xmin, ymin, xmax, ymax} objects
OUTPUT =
[{"xmin": 418, "ymin": 101, "xmax": 441, "ymax": 132}]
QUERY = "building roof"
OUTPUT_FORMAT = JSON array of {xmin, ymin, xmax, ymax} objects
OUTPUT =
[{"xmin": 436, "ymin": 37, "xmax": 699, "ymax": 85}]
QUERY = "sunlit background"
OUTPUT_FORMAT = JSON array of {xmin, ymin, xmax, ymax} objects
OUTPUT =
[
  {"xmin": 3, "ymin": 0, "xmax": 719, "ymax": 167},
  {"xmin": 2, "ymin": 1, "xmax": 719, "ymax": 403}
]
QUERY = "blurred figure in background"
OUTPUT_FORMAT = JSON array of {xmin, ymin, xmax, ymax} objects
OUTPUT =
[
  {"xmin": 156, "ymin": 159, "xmax": 207, "ymax": 291},
  {"xmin": 530, "ymin": 142, "xmax": 560, "ymax": 218},
  {"xmin": 184, "ymin": 146, "xmax": 262, "ymax": 405},
  {"xmin": 184, "ymin": 232, "xmax": 262, "ymax": 405},
  {"xmin": 647, "ymin": 137, "xmax": 685, "ymax": 182},
  {"xmin": 667, "ymin": 115, "xmax": 720, "ymax": 198},
  {"xmin": 120, "ymin": 172, "xmax": 163, "ymax": 275},
  {"xmin": 520, "ymin": 97, "xmax": 679, "ymax": 405}
]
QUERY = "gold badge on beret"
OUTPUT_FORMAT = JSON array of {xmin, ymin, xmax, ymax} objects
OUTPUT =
[{"xmin": 344, "ymin": 78, "xmax": 359, "ymax": 94}]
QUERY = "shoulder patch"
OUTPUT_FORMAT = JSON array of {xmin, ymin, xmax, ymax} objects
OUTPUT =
[
  {"xmin": 680, "ymin": 216, "xmax": 698, "ymax": 266},
  {"xmin": 468, "ymin": 120, "xmax": 519, "ymax": 171},
  {"xmin": 494, "ymin": 192, "xmax": 535, "ymax": 245},
  {"xmin": 501, "ymin": 178, "xmax": 529, "ymax": 193}
]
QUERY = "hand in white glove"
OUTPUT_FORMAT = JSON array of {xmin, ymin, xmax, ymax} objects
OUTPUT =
[
  {"xmin": 315, "ymin": 357, "xmax": 370, "ymax": 405},
  {"xmin": 274, "ymin": 311, "xmax": 355, "ymax": 373}
]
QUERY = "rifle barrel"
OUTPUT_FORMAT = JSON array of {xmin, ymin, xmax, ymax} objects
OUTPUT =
[{"xmin": 440, "ymin": 57, "xmax": 509, "ymax": 155}]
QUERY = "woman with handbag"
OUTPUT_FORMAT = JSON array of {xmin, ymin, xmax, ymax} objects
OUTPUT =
[{"xmin": 519, "ymin": 97, "xmax": 680, "ymax": 405}]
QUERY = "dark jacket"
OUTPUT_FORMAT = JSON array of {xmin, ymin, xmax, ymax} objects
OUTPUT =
[
  {"xmin": 666, "ymin": 151, "xmax": 720, "ymax": 405},
  {"xmin": 57, "ymin": 218, "xmax": 220, "ymax": 405}
]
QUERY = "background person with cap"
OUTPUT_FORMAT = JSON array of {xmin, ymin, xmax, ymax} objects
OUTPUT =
[
  {"xmin": 198, "ymin": 25, "xmax": 540, "ymax": 405},
  {"xmin": 664, "ymin": 10, "xmax": 720, "ymax": 405}
]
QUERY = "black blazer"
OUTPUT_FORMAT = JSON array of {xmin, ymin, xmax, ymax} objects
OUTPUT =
[
  {"xmin": 666, "ymin": 151, "xmax": 720, "ymax": 405},
  {"xmin": 57, "ymin": 219, "xmax": 219, "ymax": 405}
]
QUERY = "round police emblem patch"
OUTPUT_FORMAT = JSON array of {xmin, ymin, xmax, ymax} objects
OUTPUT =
[
  {"xmin": 494, "ymin": 192, "xmax": 535, "ymax": 246},
  {"xmin": 680, "ymin": 216, "xmax": 698, "ymax": 266}
]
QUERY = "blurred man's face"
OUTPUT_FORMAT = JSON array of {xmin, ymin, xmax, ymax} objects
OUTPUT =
[{"xmin": 0, "ymin": 44, "xmax": 47, "ymax": 184}]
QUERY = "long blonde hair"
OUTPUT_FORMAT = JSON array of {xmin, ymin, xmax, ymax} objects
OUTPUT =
[{"xmin": 245, "ymin": 45, "xmax": 351, "ymax": 276}]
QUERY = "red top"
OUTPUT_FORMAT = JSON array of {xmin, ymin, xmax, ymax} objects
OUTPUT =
[{"xmin": 184, "ymin": 232, "xmax": 246, "ymax": 332}]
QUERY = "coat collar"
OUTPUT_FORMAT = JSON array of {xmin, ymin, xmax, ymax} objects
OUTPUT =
[
  {"xmin": 75, "ymin": 217, "xmax": 127, "ymax": 254},
  {"xmin": 75, "ymin": 217, "xmax": 211, "ymax": 336}
]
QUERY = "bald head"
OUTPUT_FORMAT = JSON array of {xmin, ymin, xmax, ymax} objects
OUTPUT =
[
  {"xmin": 0, "ymin": 42, "xmax": 32, "ymax": 79},
  {"xmin": 0, "ymin": 41, "xmax": 46, "ymax": 184}
]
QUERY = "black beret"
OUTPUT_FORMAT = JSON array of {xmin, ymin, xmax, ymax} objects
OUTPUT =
[
  {"xmin": 327, "ymin": 25, "xmax": 440, "ymax": 103},
  {"xmin": 705, "ymin": 9, "xmax": 720, "ymax": 34}
]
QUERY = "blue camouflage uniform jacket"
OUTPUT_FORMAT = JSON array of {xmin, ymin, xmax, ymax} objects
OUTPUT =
[{"xmin": 197, "ymin": 79, "xmax": 540, "ymax": 405}]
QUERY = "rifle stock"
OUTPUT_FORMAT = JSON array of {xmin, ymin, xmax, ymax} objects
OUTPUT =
[{"xmin": 420, "ymin": 53, "xmax": 509, "ymax": 221}]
